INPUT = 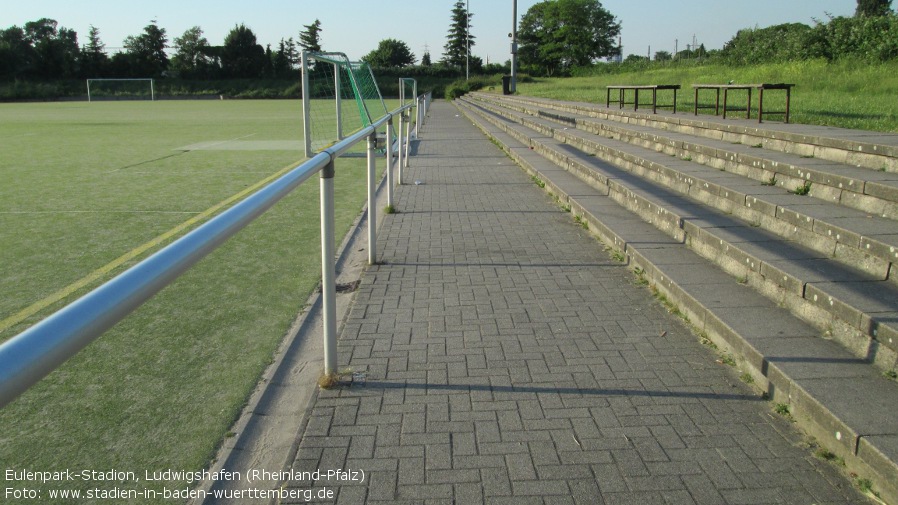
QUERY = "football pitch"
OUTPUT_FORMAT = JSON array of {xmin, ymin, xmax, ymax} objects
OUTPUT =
[{"xmin": 0, "ymin": 100, "xmax": 373, "ymax": 499}]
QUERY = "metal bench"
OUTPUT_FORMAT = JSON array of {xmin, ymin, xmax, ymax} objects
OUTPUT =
[
  {"xmin": 692, "ymin": 83, "xmax": 794, "ymax": 123},
  {"xmin": 606, "ymin": 85, "xmax": 680, "ymax": 114}
]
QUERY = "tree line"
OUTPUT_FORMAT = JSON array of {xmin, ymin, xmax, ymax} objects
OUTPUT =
[
  {"xmin": 4, "ymin": 0, "xmax": 893, "ymax": 93},
  {"xmin": 0, "ymin": 18, "xmax": 330, "ymax": 81}
]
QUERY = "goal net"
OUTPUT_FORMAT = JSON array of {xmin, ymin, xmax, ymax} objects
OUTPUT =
[
  {"xmin": 301, "ymin": 52, "xmax": 388, "ymax": 157},
  {"xmin": 86, "ymin": 79, "xmax": 155, "ymax": 102}
]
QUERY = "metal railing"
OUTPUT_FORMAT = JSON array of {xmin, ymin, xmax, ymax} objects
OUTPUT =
[{"xmin": 0, "ymin": 94, "xmax": 429, "ymax": 409}]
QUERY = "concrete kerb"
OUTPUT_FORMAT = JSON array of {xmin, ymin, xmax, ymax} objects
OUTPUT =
[
  {"xmin": 192, "ymin": 153, "xmax": 398, "ymax": 504},
  {"xmin": 456, "ymin": 98, "xmax": 898, "ymax": 505}
]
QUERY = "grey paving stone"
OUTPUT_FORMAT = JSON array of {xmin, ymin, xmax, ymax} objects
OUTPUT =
[{"xmin": 282, "ymin": 101, "xmax": 872, "ymax": 504}]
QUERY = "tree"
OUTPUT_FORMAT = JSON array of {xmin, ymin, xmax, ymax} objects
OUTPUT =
[
  {"xmin": 0, "ymin": 27, "xmax": 29, "ymax": 78},
  {"xmin": 272, "ymin": 39, "xmax": 291, "ymax": 77},
  {"xmin": 172, "ymin": 26, "xmax": 213, "ymax": 78},
  {"xmin": 23, "ymin": 18, "xmax": 80, "ymax": 79},
  {"xmin": 123, "ymin": 20, "xmax": 168, "ymax": 77},
  {"xmin": 421, "ymin": 51, "xmax": 432, "ymax": 66},
  {"xmin": 221, "ymin": 24, "xmax": 266, "ymax": 78},
  {"xmin": 442, "ymin": 0, "xmax": 474, "ymax": 70},
  {"xmin": 654, "ymin": 50, "xmax": 672, "ymax": 62},
  {"xmin": 518, "ymin": 0, "xmax": 620, "ymax": 76},
  {"xmin": 80, "ymin": 25, "xmax": 108, "ymax": 77},
  {"xmin": 856, "ymin": 0, "xmax": 893, "ymax": 16},
  {"xmin": 363, "ymin": 39, "xmax": 416, "ymax": 68},
  {"xmin": 299, "ymin": 19, "xmax": 322, "ymax": 52}
]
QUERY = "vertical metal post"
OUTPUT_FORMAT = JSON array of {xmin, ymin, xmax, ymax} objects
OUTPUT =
[
  {"xmin": 414, "ymin": 97, "xmax": 420, "ymax": 139},
  {"xmin": 404, "ymin": 113, "xmax": 411, "ymax": 169},
  {"xmin": 511, "ymin": 0, "xmax": 518, "ymax": 93},
  {"xmin": 413, "ymin": 81, "xmax": 419, "ymax": 138},
  {"xmin": 466, "ymin": 0, "xmax": 470, "ymax": 80},
  {"xmin": 367, "ymin": 133, "xmax": 377, "ymax": 266},
  {"xmin": 320, "ymin": 160, "xmax": 337, "ymax": 375},
  {"xmin": 386, "ymin": 118, "xmax": 394, "ymax": 207},
  {"xmin": 397, "ymin": 112, "xmax": 405, "ymax": 185},
  {"xmin": 150, "ymin": 79, "xmax": 155, "ymax": 101},
  {"xmin": 302, "ymin": 52, "xmax": 313, "ymax": 158},
  {"xmin": 334, "ymin": 62, "xmax": 343, "ymax": 140}
]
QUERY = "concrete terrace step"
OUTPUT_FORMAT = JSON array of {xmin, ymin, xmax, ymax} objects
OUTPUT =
[
  {"xmin": 455, "ymin": 98, "xmax": 898, "ymax": 505},
  {"xmin": 467, "ymin": 94, "xmax": 898, "ymax": 281},
  {"xmin": 460, "ymin": 96, "xmax": 898, "ymax": 368},
  {"xmin": 470, "ymin": 92, "xmax": 898, "ymax": 173},
  {"xmin": 472, "ymin": 92, "xmax": 898, "ymax": 221}
]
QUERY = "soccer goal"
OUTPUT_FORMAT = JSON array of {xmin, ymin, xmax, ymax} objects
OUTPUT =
[
  {"xmin": 86, "ymin": 78, "xmax": 155, "ymax": 102},
  {"xmin": 301, "ymin": 52, "xmax": 388, "ymax": 157}
]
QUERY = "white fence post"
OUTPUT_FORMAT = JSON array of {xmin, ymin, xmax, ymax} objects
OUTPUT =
[
  {"xmin": 319, "ymin": 159, "xmax": 337, "ymax": 375},
  {"xmin": 367, "ymin": 133, "xmax": 377, "ymax": 266},
  {"xmin": 397, "ymin": 112, "xmax": 405, "ymax": 185},
  {"xmin": 386, "ymin": 118, "xmax": 394, "ymax": 208}
]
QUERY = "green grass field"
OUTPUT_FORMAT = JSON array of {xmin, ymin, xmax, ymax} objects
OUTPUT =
[
  {"xmin": 0, "ymin": 99, "xmax": 379, "ymax": 502},
  {"xmin": 515, "ymin": 59, "xmax": 898, "ymax": 132}
]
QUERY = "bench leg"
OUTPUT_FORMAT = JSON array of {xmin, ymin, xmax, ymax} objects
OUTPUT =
[
  {"xmin": 652, "ymin": 88, "xmax": 657, "ymax": 114},
  {"xmin": 786, "ymin": 87, "xmax": 791, "ymax": 123},
  {"xmin": 747, "ymin": 88, "xmax": 752, "ymax": 120},
  {"xmin": 758, "ymin": 88, "xmax": 764, "ymax": 123},
  {"xmin": 723, "ymin": 89, "xmax": 728, "ymax": 119},
  {"xmin": 715, "ymin": 89, "xmax": 720, "ymax": 116}
]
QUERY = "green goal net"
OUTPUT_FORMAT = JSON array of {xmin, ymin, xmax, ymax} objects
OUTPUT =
[{"xmin": 301, "ymin": 52, "xmax": 388, "ymax": 157}]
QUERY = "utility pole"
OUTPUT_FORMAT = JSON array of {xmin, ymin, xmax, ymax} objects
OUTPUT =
[
  {"xmin": 510, "ymin": 0, "xmax": 518, "ymax": 93},
  {"xmin": 466, "ymin": 0, "xmax": 470, "ymax": 80}
]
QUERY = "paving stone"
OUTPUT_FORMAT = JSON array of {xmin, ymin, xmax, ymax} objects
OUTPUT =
[{"xmin": 281, "ymin": 101, "xmax": 873, "ymax": 504}]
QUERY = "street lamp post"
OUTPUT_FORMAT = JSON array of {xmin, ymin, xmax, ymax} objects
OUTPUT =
[{"xmin": 466, "ymin": 0, "xmax": 470, "ymax": 80}]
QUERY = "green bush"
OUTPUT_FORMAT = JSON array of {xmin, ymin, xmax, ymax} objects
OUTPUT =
[{"xmin": 445, "ymin": 74, "xmax": 504, "ymax": 100}]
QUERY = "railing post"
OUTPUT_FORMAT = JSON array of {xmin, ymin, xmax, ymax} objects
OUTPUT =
[
  {"xmin": 397, "ymin": 112, "xmax": 405, "ymax": 185},
  {"xmin": 319, "ymin": 159, "xmax": 337, "ymax": 375},
  {"xmin": 414, "ymin": 97, "xmax": 420, "ymax": 139},
  {"xmin": 367, "ymin": 133, "xmax": 377, "ymax": 266},
  {"xmin": 404, "ymin": 112, "xmax": 411, "ymax": 169},
  {"xmin": 301, "ymin": 51, "xmax": 312, "ymax": 158},
  {"xmin": 386, "ymin": 118, "xmax": 394, "ymax": 208}
]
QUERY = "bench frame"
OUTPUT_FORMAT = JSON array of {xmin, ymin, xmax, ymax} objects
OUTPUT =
[
  {"xmin": 693, "ymin": 83, "xmax": 794, "ymax": 123},
  {"xmin": 606, "ymin": 85, "xmax": 680, "ymax": 114}
]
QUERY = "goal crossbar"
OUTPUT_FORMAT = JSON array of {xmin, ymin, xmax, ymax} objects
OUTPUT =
[{"xmin": 86, "ymin": 78, "xmax": 155, "ymax": 102}]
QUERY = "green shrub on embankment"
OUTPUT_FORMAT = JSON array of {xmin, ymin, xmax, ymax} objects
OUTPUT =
[{"xmin": 515, "ymin": 59, "xmax": 898, "ymax": 132}]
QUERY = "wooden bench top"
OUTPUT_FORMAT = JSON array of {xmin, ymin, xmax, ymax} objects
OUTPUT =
[
  {"xmin": 692, "ymin": 83, "xmax": 794, "ymax": 90},
  {"xmin": 607, "ymin": 84, "xmax": 681, "ymax": 90}
]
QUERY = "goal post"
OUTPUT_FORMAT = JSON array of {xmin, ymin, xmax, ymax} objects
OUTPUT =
[
  {"xmin": 86, "ymin": 78, "xmax": 155, "ymax": 102},
  {"xmin": 301, "ymin": 51, "xmax": 389, "ymax": 158}
]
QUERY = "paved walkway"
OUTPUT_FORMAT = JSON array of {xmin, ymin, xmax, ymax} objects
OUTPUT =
[{"xmin": 283, "ymin": 101, "xmax": 868, "ymax": 504}]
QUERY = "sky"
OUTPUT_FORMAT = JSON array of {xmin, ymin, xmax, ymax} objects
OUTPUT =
[{"xmin": 5, "ymin": 0, "xmax": 857, "ymax": 63}]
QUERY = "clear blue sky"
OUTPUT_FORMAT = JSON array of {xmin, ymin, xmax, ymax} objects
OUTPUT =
[{"xmin": 6, "ymin": 0, "xmax": 857, "ymax": 63}]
